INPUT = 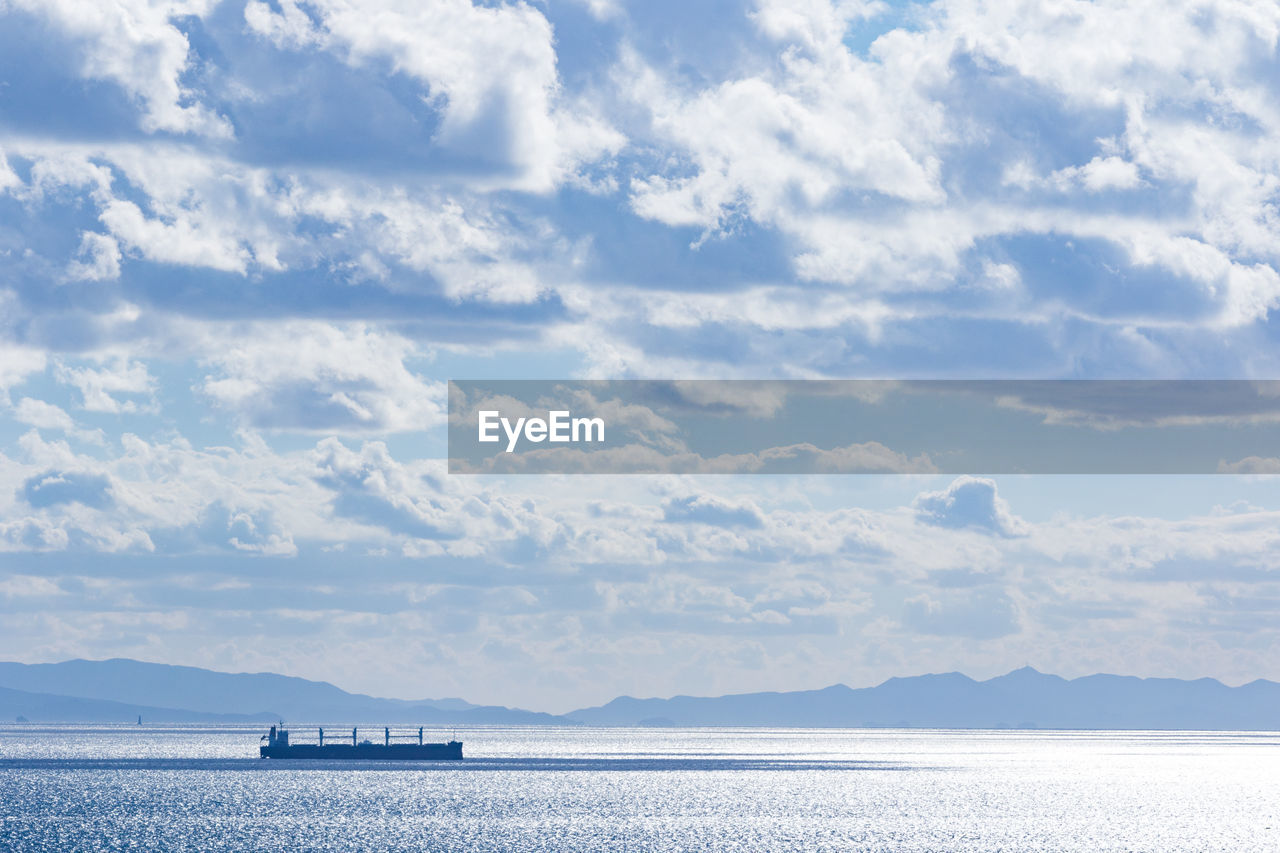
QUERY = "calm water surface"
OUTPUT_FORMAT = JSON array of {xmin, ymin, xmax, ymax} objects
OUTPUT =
[{"xmin": 1, "ymin": 725, "xmax": 1277, "ymax": 850}]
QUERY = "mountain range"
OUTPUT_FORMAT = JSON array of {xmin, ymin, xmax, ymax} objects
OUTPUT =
[
  {"xmin": 0, "ymin": 684, "xmax": 276, "ymax": 724},
  {"xmin": 2, "ymin": 659, "xmax": 1278, "ymax": 729},
  {"xmin": 567, "ymin": 667, "xmax": 1280, "ymax": 729},
  {"xmin": 0, "ymin": 658, "xmax": 568, "ymax": 725}
]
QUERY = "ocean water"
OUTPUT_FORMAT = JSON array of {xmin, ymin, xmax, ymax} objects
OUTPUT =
[{"xmin": 1, "ymin": 726, "xmax": 1277, "ymax": 851}]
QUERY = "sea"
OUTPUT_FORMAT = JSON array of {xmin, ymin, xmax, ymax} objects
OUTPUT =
[{"xmin": 1, "ymin": 725, "xmax": 1277, "ymax": 851}]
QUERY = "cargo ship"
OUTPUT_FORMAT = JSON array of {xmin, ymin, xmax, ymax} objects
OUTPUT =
[{"xmin": 259, "ymin": 725, "xmax": 463, "ymax": 760}]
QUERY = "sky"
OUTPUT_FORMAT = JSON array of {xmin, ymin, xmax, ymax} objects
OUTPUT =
[{"xmin": 0, "ymin": 0, "xmax": 1279, "ymax": 713}]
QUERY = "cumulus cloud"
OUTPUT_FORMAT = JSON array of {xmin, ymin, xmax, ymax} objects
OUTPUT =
[
  {"xmin": 663, "ymin": 494, "xmax": 764, "ymax": 528},
  {"xmin": 3, "ymin": 0, "xmax": 1280, "ymax": 706},
  {"xmin": 244, "ymin": 0, "xmax": 622, "ymax": 190},
  {"xmin": 1, "ymin": 0, "xmax": 1278, "ymax": 384},
  {"xmin": 4, "ymin": 139, "xmax": 563, "ymax": 303},
  {"xmin": 1050, "ymin": 156, "xmax": 1144, "ymax": 193},
  {"xmin": 11, "ymin": 398, "xmax": 105, "ymax": 445},
  {"xmin": 12, "ymin": 398, "xmax": 74, "ymax": 432},
  {"xmin": 0, "ymin": 146, "xmax": 20, "ymax": 191},
  {"xmin": 914, "ymin": 476, "xmax": 1027, "ymax": 537},
  {"xmin": 201, "ymin": 323, "xmax": 443, "ymax": 433},
  {"xmin": 0, "ymin": 345, "xmax": 46, "ymax": 405},
  {"xmin": 3, "ymin": 424, "xmax": 1280, "ymax": 704},
  {"xmin": 312, "ymin": 439, "xmax": 464, "ymax": 541},
  {"xmin": 55, "ymin": 356, "xmax": 156, "ymax": 414},
  {"xmin": 0, "ymin": 429, "xmax": 317, "ymax": 556},
  {"xmin": 1005, "ymin": 155, "xmax": 1145, "ymax": 194},
  {"xmin": 5, "ymin": 0, "xmax": 230, "ymax": 136},
  {"xmin": 198, "ymin": 501, "xmax": 297, "ymax": 557},
  {"xmin": 65, "ymin": 231, "xmax": 121, "ymax": 281},
  {"xmin": 617, "ymin": 0, "xmax": 1280, "ymax": 330}
]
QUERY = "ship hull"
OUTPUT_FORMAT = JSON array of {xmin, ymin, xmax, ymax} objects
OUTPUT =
[{"xmin": 260, "ymin": 742, "xmax": 463, "ymax": 760}]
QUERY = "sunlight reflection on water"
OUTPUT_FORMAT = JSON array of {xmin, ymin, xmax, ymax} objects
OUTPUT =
[{"xmin": 1, "ymin": 726, "xmax": 1277, "ymax": 851}]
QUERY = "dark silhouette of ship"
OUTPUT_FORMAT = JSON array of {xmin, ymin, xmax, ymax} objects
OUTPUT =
[{"xmin": 259, "ymin": 725, "xmax": 463, "ymax": 760}]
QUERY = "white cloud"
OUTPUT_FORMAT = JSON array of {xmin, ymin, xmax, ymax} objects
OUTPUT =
[
  {"xmin": 0, "ymin": 574, "xmax": 64, "ymax": 598},
  {"xmin": 55, "ymin": 356, "xmax": 156, "ymax": 414},
  {"xmin": 312, "ymin": 438, "xmax": 465, "ymax": 541},
  {"xmin": 1009, "ymin": 156, "xmax": 1146, "ymax": 194},
  {"xmin": 566, "ymin": 0, "xmax": 623, "ymax": 21},
  {"xmin": 241, "ymin": 0, "xmax": 318, "ymax": 49},
  {"xmin": 65, "ymin": 231, "xmax": 122, "ymax": 281},
  {"xmin": 0, "ymin": 517, "xmax": 70, "ymax": 550},
  {"xmin": 302, "ymin": 192, "xmax": 551, "ymax": 302},
  {"xmin": 914, "ymin": 476, "xmax": 1027, "ymax": 537},
  {"xmin": 200, "ymin": 322, "xmax": 444, "ymax": 433},
  {"xmin": 0, "ymin": 344, "xmax": 46, "ymax": 404},
  {"xmin": 3, "ymin": 424, "xmax": 1280, "ymax": 704},
  {"xmin": 616, "ymin": 0, "xmax": 1280, "ymax": 330},
  {"xmin": 1051, "ymin": 156, "xmax": 1144, "ymax": 193},
  {"xmin": 12, "ymin": 397, "xmax": 106, "ymax": 446},
  {"xmin": 100, "ymin": 198, "xmax": 253, "ymax": 273},
  {"xmin": 622, "ymin": 5, "xmax": 949, "ymax": 245},
  {"xmin": 626, "ymin": 57, "xmax": 945, "ymax": 233},
  {"xmin": 5, "ymin": 139, "xmax": 561, "ymax": 302},
  {"xmin": 4, "ymin": 0, "xmax": 230, "ymax": 136},
  {"xmin": 2, "ymin": 0, "xmax": 1280, "ymax": 709},
  {"xmin": 1, "ymin": 0, "xmax": 1276, "ymax": 387},
  {"xmin": 13, "ymin": 398, "xmax": 74, "ymax": 432},
  {"xmin": 244, "ymin": 0, "xmax": 622, "ymax": 191},
  {"xmin": 0, "ymin": 146, "xmax": 20, "ymax": 192},
  {"xmin": 0, "ymin": 429, "xmax": 317, "ymax": 555},
  {"xmin": 752, "ymin": 0, "xmax": 889, "ymax": 48}
]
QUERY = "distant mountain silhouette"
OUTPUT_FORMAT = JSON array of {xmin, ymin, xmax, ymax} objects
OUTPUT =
[
  {"xmin": 0, "ymin": 659, "xmax": 571, "ymax": 725},
  {"xmin": 568, "ymin": 666, "xmax": 1280, "ymax": 730},
  {"xmin": 0, "ymin": 684, "xmax": 276, "ymax": 724},
  {"xmin": 7, "ymin": 661, "xmax": 1279, "ymax": 729}
]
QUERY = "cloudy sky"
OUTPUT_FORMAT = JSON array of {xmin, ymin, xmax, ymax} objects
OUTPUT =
[{"xmin": 1, "ymin": 0, "xmax": 1279, "ymax": 712}]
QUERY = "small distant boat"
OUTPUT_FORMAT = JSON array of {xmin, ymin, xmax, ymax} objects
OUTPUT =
[{"xmin": 258, "ymin": 725, "xmax": 463, "ymax": 760}]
